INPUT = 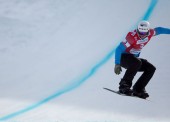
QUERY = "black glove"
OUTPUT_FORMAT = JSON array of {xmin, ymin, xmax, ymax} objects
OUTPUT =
[{"xmin": 114, "ymin": 64, "xmax": 122, "ymax": 75}]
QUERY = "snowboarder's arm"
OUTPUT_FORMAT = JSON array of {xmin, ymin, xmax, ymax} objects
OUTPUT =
[
  {"xmin": 154, "ymin": 27, "xmax": 170, "ymax": 36},
  {"xmin": 115, "ymin": 43, "xmax": 126, "ymax": 65}
]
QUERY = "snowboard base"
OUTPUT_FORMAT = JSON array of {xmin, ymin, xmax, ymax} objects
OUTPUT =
[{"xmin": 103, "ymin": 87, "xmax": 149, "ymax": 100}]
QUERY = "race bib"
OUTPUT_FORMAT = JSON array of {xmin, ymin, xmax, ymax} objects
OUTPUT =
[{"xmin": 129, "ymin": 48, "xmax": 141, "ymax": 55}]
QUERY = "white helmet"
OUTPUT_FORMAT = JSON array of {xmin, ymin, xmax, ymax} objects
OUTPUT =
[{"xmin": 137, "ymin": 21, "xmax": 150, "ymax": 33}]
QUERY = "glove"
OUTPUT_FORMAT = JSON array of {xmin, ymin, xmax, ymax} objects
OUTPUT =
[{"xmin": 114, "ymin": 64, "xmax": 122, "ymax": 75}]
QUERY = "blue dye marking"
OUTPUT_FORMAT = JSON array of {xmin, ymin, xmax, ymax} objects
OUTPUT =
[{"xmin": 0, "ymin": 0, "xmax": 158, "ymax": 121}]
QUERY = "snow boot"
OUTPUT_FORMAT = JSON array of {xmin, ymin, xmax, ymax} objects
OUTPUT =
[
  {"xmin": 132, "ymin": 89, "xmax": 149, "ymax": 99},
  {"xmin": 119, "ymin": 87, "xmax": 133, "ymax": 96}
]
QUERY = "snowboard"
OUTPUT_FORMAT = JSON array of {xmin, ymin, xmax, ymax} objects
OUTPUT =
[{"xmin": 103, "ymin": 87, "xmax": 149, "ymax": 100}]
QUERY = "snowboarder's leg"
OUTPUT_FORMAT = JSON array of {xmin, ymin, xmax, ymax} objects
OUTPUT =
[
  {"xmin": 133, "ymin": 59, "xmax": 156, "ymax": 98},
  {"xmin": 133, "ymin": 59, "xmax": 156, "ymax": 91},
  {"xmin": 119, "ymin": 54, "xmax": 142, "ymax": 95}
]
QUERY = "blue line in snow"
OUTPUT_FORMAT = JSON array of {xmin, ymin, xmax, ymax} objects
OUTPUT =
[{"xmin": 0, "ymin": 0, "xmax": 158, "ymax": 121}]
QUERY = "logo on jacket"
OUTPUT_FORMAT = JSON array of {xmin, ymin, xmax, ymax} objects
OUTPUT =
[{"xmin": 137, "ymin": 37, "xmax": 148, "ymax": 44}]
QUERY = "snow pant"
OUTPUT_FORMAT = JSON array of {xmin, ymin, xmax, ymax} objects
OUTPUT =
[{"xmin": 119, "ymin": 53, "xmax": 156, "ymax": 92}]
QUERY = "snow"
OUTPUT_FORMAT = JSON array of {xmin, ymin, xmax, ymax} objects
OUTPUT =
[{"xmin": 0, "ymin": 0, "xmax": 170, "ymax": 122}]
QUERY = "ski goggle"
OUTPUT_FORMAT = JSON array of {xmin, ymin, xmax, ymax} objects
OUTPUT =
[{"xmin": 138, "ymin": 31, "xmax": 148, "ymax": 35}]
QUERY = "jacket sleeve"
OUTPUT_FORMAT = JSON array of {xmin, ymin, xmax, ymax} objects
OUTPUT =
[
  {"xmin": 154, "ymin": 27, "xmax": 170, "ymax": 36},
  {"xmin": 115, "ymin": 43, "xmax": 126, "ymax": 65}
]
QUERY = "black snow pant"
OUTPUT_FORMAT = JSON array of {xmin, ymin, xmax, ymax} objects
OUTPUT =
[{"xmin": 119, "ymin": 53, "xmax": 156, "ymax": 92}]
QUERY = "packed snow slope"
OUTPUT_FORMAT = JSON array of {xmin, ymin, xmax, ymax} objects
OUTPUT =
[{"xmin": 0, "ymin": 0, "xmax": 170, "ymax": 122}]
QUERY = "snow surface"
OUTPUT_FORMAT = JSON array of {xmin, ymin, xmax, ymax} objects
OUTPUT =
[{"xmin": 0, "ymin": 0, "xmax": 170, "ymax": 122}]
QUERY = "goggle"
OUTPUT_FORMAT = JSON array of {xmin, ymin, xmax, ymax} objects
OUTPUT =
[{"xmin": 138, "ymin": 31, "xmax": 148, "ymax": 36}]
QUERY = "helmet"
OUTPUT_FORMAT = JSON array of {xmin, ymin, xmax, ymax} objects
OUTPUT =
[{"xmin": 137, "ymin": 21, "xmax": 150, "ymax": 33}]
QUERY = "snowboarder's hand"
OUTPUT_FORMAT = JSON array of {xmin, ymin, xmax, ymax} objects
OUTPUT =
[{"xmin": 114, "ymin": 64, "xmax": 122, "ymax": 75}]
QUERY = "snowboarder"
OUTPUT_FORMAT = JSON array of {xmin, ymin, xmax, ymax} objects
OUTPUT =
[{"xmin": 114, "ymin": 20, "xmax": 170, "ymax": 98}]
